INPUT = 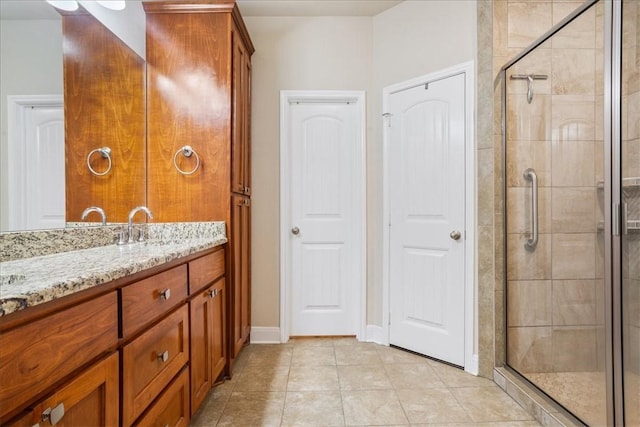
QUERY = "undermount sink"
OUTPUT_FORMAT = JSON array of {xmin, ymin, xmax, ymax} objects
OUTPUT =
[{"xmin": 1, "ymin": 274, "xmax": 26, "ymax": 287}]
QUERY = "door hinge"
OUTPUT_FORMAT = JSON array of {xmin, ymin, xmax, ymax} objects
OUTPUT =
[{"xmin": 382, "ymin": 112, "xmax": 392, "ymax": 127}]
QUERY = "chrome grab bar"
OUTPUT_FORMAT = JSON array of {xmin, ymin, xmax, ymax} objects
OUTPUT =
[{"xmin": 523, "ymin": 168, "xmax": 538, "ymax": 250}]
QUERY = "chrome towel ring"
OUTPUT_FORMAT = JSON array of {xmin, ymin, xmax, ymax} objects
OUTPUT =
[
  {"xmin": 173, "ymin": 145, "xmax": 200, "ymax": 175},
  {"xmin": 87, "ymin": 147, "xmax": 112, "ymax": 176}
]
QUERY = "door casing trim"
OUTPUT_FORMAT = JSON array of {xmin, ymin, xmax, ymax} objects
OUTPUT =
[
  {"xmin": 381, "ymin": 61, "xmax": 477, "ymax": 374},
  {"xmin": 279, "ymin": 90, "xmax": 367, "ymax": 343}
]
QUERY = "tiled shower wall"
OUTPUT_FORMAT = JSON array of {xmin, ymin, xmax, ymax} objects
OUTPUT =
[{"xmin": 491, "ymin": 0, "xmax": 606, "ymax": 374}]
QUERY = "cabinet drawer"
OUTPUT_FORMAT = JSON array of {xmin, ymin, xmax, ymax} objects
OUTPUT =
[
  {"xmin": 0, "ymin": 292, "xmax": 117, "ymax": 422},
  {"xmin": 122, "ymin": 304, "xmax": 189, "ymax": 426},
  {"xmin": 122, "ymin": 265, "xmax": 188, "ymax": 337},
  {"xmin": 134, "ymin": 367, "xmax": 190, "ymax": 427},
  {"xmin": 189, "ymin": 249, "xmax": 225, "ymax": 294}
]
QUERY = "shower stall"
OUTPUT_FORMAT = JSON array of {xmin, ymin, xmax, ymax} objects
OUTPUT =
[{"xmin": 502, "ymin": 0, "xmax": 638, "ymax": 425}]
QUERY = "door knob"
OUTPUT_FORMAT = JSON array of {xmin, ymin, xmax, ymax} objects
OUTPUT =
[
  {"xmin": 450, "ymin": 230, "xmax": 462, "ymax": 241},
  {"xmin": 291, "ymin": 227, "xmax": 300, "ymax": 235}
]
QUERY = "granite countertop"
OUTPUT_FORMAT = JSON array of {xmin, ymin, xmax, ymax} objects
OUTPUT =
[{"xmin": 0, "ymin": 222, "xmax": 227, "ymax": 317}]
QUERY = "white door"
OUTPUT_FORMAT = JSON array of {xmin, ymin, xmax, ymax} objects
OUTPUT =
[
  {"xmin": 388, "ymin": 73, "xmax": 466, "ymax": 366},
  {"xmin": 7, "ymin": 99, "xmax": 65, "ymax": 231},
  {"xmin": 282, "ymin": 92, "xmax": 365, "ymax": 337}
]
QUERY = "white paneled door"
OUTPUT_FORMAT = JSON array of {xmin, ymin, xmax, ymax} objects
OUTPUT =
[
  {"xmin": 7, "ymin": 97, "xmax": 65, "ymax": 231},
  {"xmin": 282, "ymin": 92, "xmax": 365, "ymax": 338},
  {"xmin": 387, "ymin": 73, "xmax": 466, "ymax": 366}
]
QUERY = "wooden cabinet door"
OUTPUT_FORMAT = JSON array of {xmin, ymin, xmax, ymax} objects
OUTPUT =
[
  {"xmin": 189, "ymin": 286, "xmax": 213, "ymax": 416},
  {"xmin": 135, "ymin": 368, "xmax": 189, "ymax": 427},
  {"xmin": 211, "ymin": 278, "xmax": 227, "ymax": 381},
  {"xmin": 231, "ymin": 194, "xmax": 251, "ymax": 358},
  {"xmin": 231, "ymin": 28, "xmax": 252, "ymax": 197},
  {"xmin": 11, "ymin": 353, "xmax": 119, "ymax": 427}
]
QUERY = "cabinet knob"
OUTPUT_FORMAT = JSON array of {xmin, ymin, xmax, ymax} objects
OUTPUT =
[
  {"xmin": 157, "ymin": 350, "xmax": 169, "ymax": 363},
  {"xmin": 42, "ymin": 403, "xmax": 65, "ymax": 425},
  {"xmin": 208, "ymin": 289, "xmax": 219, "ymax": 298},
  {"xmin": 159, "ymin": 288, "xmax": 171, "ymax": 301}
]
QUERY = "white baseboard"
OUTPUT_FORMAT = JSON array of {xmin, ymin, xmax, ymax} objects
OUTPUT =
[
  {"xmin": 466, "ymin": 353, "xmax": 479, "ymax": 376},
  {"xmin": 365, "ymin": 324, "xmax": 387, "ymax": 345},
  {"xmin": 250, "ymin": 327, "xmax": 282, "ymax": 344}
]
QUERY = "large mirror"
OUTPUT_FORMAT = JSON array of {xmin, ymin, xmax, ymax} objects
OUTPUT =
[{"xmin": 0, "ymin": 0, "xmax": 146, "ymax": 232}]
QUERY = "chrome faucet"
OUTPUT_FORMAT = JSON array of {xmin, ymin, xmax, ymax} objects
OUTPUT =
[
  {"xmin": 127, "ymin": 206, "xmax": 153, "ymax": 243},
  {"xmin": 81, "ymin": 206, "xmax": 107, "ymax": 225}
]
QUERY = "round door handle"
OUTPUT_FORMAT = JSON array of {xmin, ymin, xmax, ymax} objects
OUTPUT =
[
  {"xmin": 291, "ymin": 227, "xmax": 300, "ymax": 235},
  {"xmin": 450, "ymin": 230, "xmax": 462, "ymax": 241}
]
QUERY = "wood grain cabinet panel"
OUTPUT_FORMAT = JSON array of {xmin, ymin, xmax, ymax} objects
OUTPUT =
[
  {"xmin": 231, "ymin": 194, "xmax": 251, "ymax": 357},
  {"xmin": 7, "ymin": 353, "xmax": 119, "ymax": 427},
  {"xmin": 122, "ymin": 304, "xmax": 189, "ymax": 426},
  {"xmin": 134, "ymin": 367, "xmax": 190, "ymax": 427},
  {"xmin": 0, "ymin": 292, "xmax": 117, "ymax": 422},
  {"xmin": 189, "ymin": 249, "xmax": 225, "ymax": 294},
  {"xmin": 121, "ymin": 265, "xmax": 188, "ymax": 338}
]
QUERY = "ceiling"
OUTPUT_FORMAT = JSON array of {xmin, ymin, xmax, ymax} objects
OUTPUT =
[{"xmin": 1, "ymin": 0, "xmax": 403, "ymax": 20}]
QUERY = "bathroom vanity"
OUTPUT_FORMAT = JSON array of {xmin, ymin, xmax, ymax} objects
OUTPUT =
[{"xmin": 0, "ymin": 223, "xmax": 228, "ymax": 426}]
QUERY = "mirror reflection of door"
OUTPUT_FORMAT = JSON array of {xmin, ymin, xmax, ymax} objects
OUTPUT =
[{"xmin": 7, "ymin": 97, "xmax": 65, "ymax": 231}]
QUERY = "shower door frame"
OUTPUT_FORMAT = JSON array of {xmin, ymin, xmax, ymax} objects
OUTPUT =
[{"xmin": 500, "ymin": 0, "xmax": 624, "ymax": 424}]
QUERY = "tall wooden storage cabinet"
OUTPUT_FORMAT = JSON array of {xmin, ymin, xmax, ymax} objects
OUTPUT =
[{"xmin": 144, "ymin": 0, "xmax": 254, "ymax": 370}]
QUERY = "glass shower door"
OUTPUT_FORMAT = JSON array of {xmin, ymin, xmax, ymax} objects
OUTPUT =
[
  {"xmin": 504, "ymin": 1, "xmax": 608, "ymax": 425},
  {"xmin": 622, "ymin": 0, "xmax": 639, "ymax": 424}
]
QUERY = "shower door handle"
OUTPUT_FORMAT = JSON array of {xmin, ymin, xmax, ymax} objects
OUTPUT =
[{"xmin": 524, "ymin": 168, "xmax": 538, "ymax": 250}]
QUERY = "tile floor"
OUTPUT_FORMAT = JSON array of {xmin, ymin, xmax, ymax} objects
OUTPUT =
[{"xmin": 191, "ymin": 338, "xmax": 541, "ymax": 426}]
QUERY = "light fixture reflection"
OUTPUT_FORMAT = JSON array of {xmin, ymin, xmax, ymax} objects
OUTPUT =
[
  {"xmin": 96, "ymin": 1, "xmax": 126, "ymax": 10},
  {"xmin": 46, "ymin": 0, "xmax": 79, "ymax": 11}
]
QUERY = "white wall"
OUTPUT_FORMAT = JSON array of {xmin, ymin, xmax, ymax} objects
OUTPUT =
[
  {"xmin": 368, "ymin": 0, "xmax": 477, "ymax": 325},
  {"xmin": 0, "ymin": 20, "xmax": 63, "ymax": 231},
  {"xmin": 245, "ymin": 0, "xmax": 477, "ymax": 331},
  {"xmin": 244, "ymin": 16, "xmax": 373, "ymax": 327}
]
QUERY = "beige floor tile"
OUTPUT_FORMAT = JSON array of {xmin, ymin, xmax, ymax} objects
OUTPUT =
[
  {"xmin": 191, "ymin": 381, "xmax": 234, "ymax": 426},
  {"xmin": 247, "ymin": 345, "xmax": 293, "ymax": 367},
  {"xmin": 291, "ymin": 346, "xmax": 336, "ymax": 366},
  {"xmin": 376, "ymin": 346, "xmax": 432, "ymax": 364},
  {"xmin": 335, "ymin": 345, "xmax": 381, "ymax": 365},
  {"xmin": 281, "ymin": 391, "xmax": 345, "ymax": 426},
  {"xmin": 419, "ymin": 423, "xmax": 541, "ymax": 427},
  {"xmin": 217, "ymin": 391, "xmax": 286, "ymax": 426},
  {"xmin": 384, "ymin": 363, "xmax": 445, "ymax": 389},
  {"xmin": 341, "ymin": 390, "xmax": 409, "ymax": 426},
  {"xmin": 451, "ymin": 386, "xmax": 534, "ymax": 423},
  {"xmin": 234, "ymin": 364, "xmax": 290, "ymax": 392},
  {"xmin": 430, "ymin": 362, "xmax": 497, "ymax": 388},
  {"xmin": 396, "ymin": 388, "xmax": 472, "ymax": 424},
  {"xmin": 338, "ymin": 364, "xmax": 392, "ymax": 390},
  {"xmin": 290, "ymin": 337, "xmax": 335, "ymax": 347},
  {"xmin": 332, "ymin": 337, "xmax": 359, "ymax": 346},
  {"xmin": 287, "ymin": 366, "xmax": 340, "ymax": 391}
]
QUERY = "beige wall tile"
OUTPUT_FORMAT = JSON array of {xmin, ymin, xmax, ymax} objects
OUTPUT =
[
  {"xmin": 551, "ymin": 140, "xmax": 595, "ymax": 187},
  {"xmin": 507, "ymin": 187, "xmax": 551, "ymax": 234},
  {"xmin": 551, "ymin": 233, "xmax": 596, "ymax": 279},
  {"xmin": 595, "ymin": 1, "xmax": 605, "ymax": 49},
  {"xmin": 506, "ymin": 94, "xmax": 551, "ymax": 141},
  {"xmin": 625, "ymin": 91, "xmax": 640, "ymax": 140},
  {"xmin": 506, "ymin": 140, "xmax": 551, "ymax": 187},
  {"xmin": 494, "ymin": 0, "xmax": 509, "ymax": 57},
  {"xmin": 495, "ymin": 289, "xmax": 506, "ymax": 366},
  {"xmin": 552, "ymin": 2, "xmax": 595, "ymax": 49},
  {"xmin": 507, "ymin": 2, "xmax": 552, "ymax": 48},
  {"xmin": 507, "ymin": 280, "xmax": 553, "ymax": 326},
  {"xmin": 552, "ymin": 279, "xmax": 597, "ymax": 326},
  {"xmin": 551, "ymin": 187, "xmax": 596, "ymax": 233},
  {"xmin": 478, "ymin": 148, "xmax": 495, "ymax": 226},
  {"xmin": 552, "ymin": 326, "xmax": 597, "ymax": 371},
  {"xmin": 551, "ymin": 48, "xmax": 595, "ymax": 95},
  {"xmin": 507, "ymin": 326, "xmax": 554, "ymax": 373},
  {"xmin": 507, "ymin": 233, "xmax": 551, "ymax": 280},
  {"xmin": 551, "ymin": 95, "xmax": 596, "ymax": 142},
  {"xmin": 506, "ymin": 48, "xmax": 552, "ymax": 96}
]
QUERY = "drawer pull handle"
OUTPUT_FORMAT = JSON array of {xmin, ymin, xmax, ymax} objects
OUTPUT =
[
  {"xmin": 159, "ymin": 288, "xmax": 171, "ymax": 301},
  {"xmin": 208, "ymin": 289, "xmax": 220, "ymax": 298},
  {"xmin": 157, "ymin": 350, "xmax": 169, "ymax": 363},
  {"xmin": 42, "ymin": 403, "xmax": 65, "ymax": 425}
]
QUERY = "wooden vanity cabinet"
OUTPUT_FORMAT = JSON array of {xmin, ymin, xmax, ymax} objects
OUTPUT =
[
  {"xmin": 134, "ymin": 368, "xmax": 190, "ymax": 427},
  {"xmin": 231, "ymin": 194, "xmax": 251, "ymax": 357},
  {"xmin": 9, "ymin": 353, "xmax": 120, "ymax": 427},
  {"xmin": 188, "ymin": 249, "xmax": 227, "ymax": 416},
  {"xmin": 0, "ymin": 292, "xmax": 118, "ymax": 423}
]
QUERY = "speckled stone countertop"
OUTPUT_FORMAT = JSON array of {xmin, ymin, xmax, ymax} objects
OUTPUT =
[{"xmin": 0, "ymin": 222, "xmax": 227, "ymax": 316}]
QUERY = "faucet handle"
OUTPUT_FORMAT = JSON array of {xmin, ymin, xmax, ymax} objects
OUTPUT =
[
  {"xmin": 137, "ymin": 227, "xmax": 146, "ymax": 242},
  {"xmin": 117, "ymin": 229, "xmax": 128, "ymax": 246}
]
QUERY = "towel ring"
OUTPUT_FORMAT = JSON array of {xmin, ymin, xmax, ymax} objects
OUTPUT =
[
  {"xmin": 87, "ymin": 147, "xmax": 112, "ymax": 176},
  {"xmin": 173, "ymin": 145, "xmax": 200, "ymax": 175}
]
